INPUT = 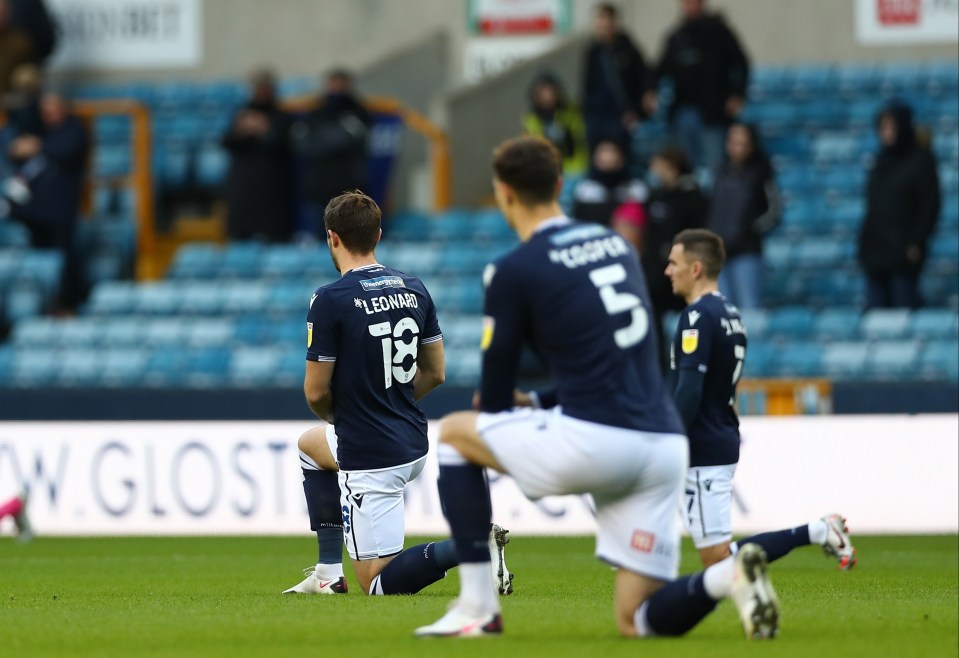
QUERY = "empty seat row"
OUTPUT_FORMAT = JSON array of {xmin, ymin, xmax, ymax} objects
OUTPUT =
[{"xmin": 738, "ymin": 307, "xmax": 959, "ymax": 341}]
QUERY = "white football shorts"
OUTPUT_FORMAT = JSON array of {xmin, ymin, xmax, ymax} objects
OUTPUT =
[
  {"xmin": 477, "ymin": 407, "xmax": 688, "ymax": 581},
  {"xmin": 684, "ymin": 463, "xmax": 737, "ymax": 549},
  {"xmin": 325, "ymin": 425, "xmax": 426, "ymax": 561}
]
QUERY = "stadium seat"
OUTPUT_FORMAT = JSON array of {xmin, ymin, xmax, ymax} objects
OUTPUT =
[
  {"xmin": 767, "ymin": 306, "xmax": 815, "ymax": 338},
  {"xmin": 101, "ymin": 317, "xmax": 142, "ymax": 346},
  {"xmin": 260, "ymin": 245, "xmax": 311, "ymax": 279},
  {"xmin": 743, "ymin": 341, "xmax": 776, "ymax": 378},
  {"xmin": 910, "ymin": 309, "xmax": 959, "ymax": 340},
  {"xmin": 738, "ymin": 309, "xmax": 769, "ymax": 339},
  {"xmin": 187, "ymin": 347, "xmax": 231, "ymax": 387},
  {"xmin": 0, "ymin": 220, "xmax": 29, "ymax": 248},
  {"xmin": 99, "ymin": 348, "xmax": 151, "ymax": 387},
  {"xmin": 821, "ymin": 342, "xmax": 870, "ymax": 379},
  {"xmin": 179, "ymin": 282, "xmax": 224, "ymax": 315},
  {"xmin": 56, "ymin": 349, "xmax": 103, "ymax": 387},
  {"xmin": 187, "ymin": 319, "xmax": 234, "ymax": 347},
  {"xmin": 440, "ymin": 315, "xmax": 484, "ymax": 350},
  {"xmin": 866, "ymin": 341, "xmax": 920, "ymax": 379},
  {"xmin": 774, "ymin": 341, "xmax": 824, "ymax": 377},
  {"xmin": 10, "ymin": 348, "xmax": 57, "ymax": 386},
  {"xmin": 58, "ymin": 318, "xmax": 105, "ymax": 347},
  {"xmin": 196, "ymin": 145, "xmax": 229, "ymax": 187},
  {"xmin": 143, "ymin": 346, "xmax": 190, "ymax": 387},
  {"xmin": 11, "ymin": 317, "xmax": 58, "ymax": 347},
  {"xmin": 268, "ymin": 317, "xmax": 303, "ymax": 347},
  {"xmin": 813, "ymin": 307, "xmax": 861, "ymax": 340},
  {"xmin": 135, "ymin": 283, "xmax": 180, "ymax": 315},
  {"xmin": 222, "ymin": 281, "xmax": 269, "ymax": 314},
  {"xmin": 919, "ymin": 340, "xmax": 959, "ymax": 380},
  {"xmin": 86, "ymin": 282, "xmax": 136, "ymax": 315},
  {"xmin": 229, "ymin": 346, "xmax": 285, "ymax": 387},
  {"xmin": 168, "ymin": 243, "xmax": 222, "ymax": 280},
  {"xmin": 4, "ymin": 281, "xmax": 46, "ymax": 322},
  {"xmin": 860, "ymin": 309, "xmax": 911, "ymax": 340}
]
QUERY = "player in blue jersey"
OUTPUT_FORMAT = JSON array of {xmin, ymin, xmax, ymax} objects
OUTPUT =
[
  {"xmin": 665, "ymin": 228, "xmax": 857, "ymax": 570},
  {"xmin": 415, "ymin": 137, "xmax": 781, "ymax": 639},
  {"xmin": 283, "ymin": 191, "xmax": 513, "ymax": 597}
]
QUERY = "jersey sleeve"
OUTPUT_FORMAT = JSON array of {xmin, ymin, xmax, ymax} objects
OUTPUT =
[
  {"xmin": 420, "ymin": 286, "xmax": 443, "ymax": 345},
  {"xmin": 674, "ymin": 306, "xmax": 714, "ymax": 374},
  {"xmin": 306, "ymin": 288, "xmax": 338, "ymax": 362},
  {"xmin": 479, "ymin": 262, "xmax": 528, "ymax": 413}
]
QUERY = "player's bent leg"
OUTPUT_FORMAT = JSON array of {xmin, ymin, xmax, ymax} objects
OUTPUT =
[
  {"xmin": 439, "ymin": 411, "xmax": 507, "ymax": 471},
  {"xmin": 698, "ymin": 541, "xmax": 732, "ymax": 567},
  {"xmin": 614, "ymin": 570, "xmax": 667, "ymax": 636},
  {"xmin": 352, "ymin": 556, "xmax": 396, "ymax": 594},
  {"xmin": 298, "ymin": 426, "xmax": 338, "ymax": 471}
]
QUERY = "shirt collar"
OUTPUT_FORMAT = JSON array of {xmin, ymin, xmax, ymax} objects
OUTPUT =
[{"xmin": 533, "ymin": 215, "xmax": 572, "ymax": 234}]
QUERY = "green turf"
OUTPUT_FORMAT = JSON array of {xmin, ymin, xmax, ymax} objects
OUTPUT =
[{"xmin": 0, "ymin": 535, "xmax": 956, "ymax": 657}]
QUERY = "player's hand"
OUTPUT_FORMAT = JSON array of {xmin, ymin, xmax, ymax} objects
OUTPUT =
[
  {"xmin": 906, "ymin": 244, "xmax": 922, "ymax": 264},
  {"xmin": 513, "ymin": 390, "xmax": 534, "ymax": 408},
  {"xmin": 622, "ymin": 111, "xmax": 640, "ymax": 131},
  {"xmin": 725, "ymin": 95, "xmax": 744, "ymax": 118}
]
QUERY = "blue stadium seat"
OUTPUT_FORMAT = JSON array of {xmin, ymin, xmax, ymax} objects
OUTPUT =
[
  {"xmin": 749, "ymin": 66, "xmax": 791, "ymax": 101},
  {"xmin": 441, "ymin": 315, "xmax": 484, "ymax": 350},
  {"xmin": 267, "ymin": 317, "xmax": 303, "ymax": 346},
  {"xmin": 234, "ymin": 316, "xmax": 269, "ymax": 345},
  {"xmin": 260, "ymin": 245, "xmax": 311, "ymax": 279},
  {"xmin": 860, "ymin": 309, "xmax": 911, "ymax": 340},
  {"xmin": 0, "ymin": 346, "xmax": 11, "ymax": 384},
  {"xmin": 229, "ymin": 347, "xmax": 285, "ymax": 387},
  {"xmin": 919, "ymin": 340, "xmax": 959, "ymax": 380},
  {"xmin": 56, "ymin": 349, "xmax": 102, "ymax": 386},
  {"xmin": 134, "ymin": 283, "xmax": 180, "ymax": 315},
  {"xmin": 793, "ymin": 240, "xmax": 850, "ymax": 269},
  {"xmin": 389, "ymin": 245, "xmax": 440, "ymax": 274},
  {"xmin": 0, "ymin": 220, "xmax": 29, "ymax": 248},
  {"xmin": 910, "ymin": 309, "xmax": 959, "ymax": 340},
  {"xmin": 187, "ymin": 347, "xmax": 231, "ymax": 387},
  {"xmin": 168, "ymin": 243, "xmax": 222, "ymax": 279},
  {"xmin": 222, "ymin": 281, "xmax": 270, "ymax": 314},
  {"xmin": 821, "ymin": 342, "xmax": 870, "ymax": 379},
  {"xmin": 444, "ymin": 347, "xmax": 481, "ymax": 386},
  {"xmin": 774, "ymin": 342, "xmax": 824, "ymax": 377},
  {"xmin": 866, "ymin": 341, "xmax": 920, "ymax": 379},
  {"xmin": 4, "ymin": 281, "xmax": 46, "ymax": 322},
  {"xmin": 763, "ymin": 238, "xmax": 792, "ymax": 269},
  {"xmin": 10, "ymin": 348, "xmax": 57, "ymax": 386},
  {"xmin": 99, "ymin": 348, "xmax": 150, "ymax": 386},
  {"xmin": 789, "ymin": 65, "xmax": 836, "ymax": 99},
  {"xmin": 11, "ymin": 317, "xmax": 58, "ymax": 347},
  {"xmin": 277, "ymin": 347, "xmax": 306, "ymax": 386},
  {"xmin": 144, "ymin": 346, "xmax": 190, "ymax": 387},
  {"xmin": 196, "ymin": 145, "xmax": 229, "ymax": 187},
  {"xmin": 767, "ymin": 306, "xmax": 815, "ymax": 337},
  {"xmin": 154, "ymin": 146, "xmax": 191, "ymax": 188},
  {"xmin": 219, "ymin": 243, "xmax": 264, "ymax": 278},
  {"xmin": 743, "ymin": 341, "xmax": 776, "ymax": 378},
  {"xmin": 187, "ymin": 319, "xmax": 234, "ymax": 347},
  {"xmin": 59, "ymin": 318, "xmax": 105, "ymax": 347},
  {"xmin": 179, "ymin": 282, "xmax": 223, "ymax": 315},
  {"xmin": 101, "ymin": 317, "xmax": 141, "ymax": 346},
  {"xmin": 836, "ymin": 65, "xmax": 881, "ymax": 98},
  {"xmin": 929, "ymin": 232, "xmax": 959, "ymax": 261},
  {"xmin": 144, "ymin": 317, "xmax": 188, "ymax": 346},
  {"xmin": 813, "ymin": 307, "xmax": 861, "ymax": 340},
  {"xmin": 738, "ymin": 309, "xmax": 769, "ymax": 339},
  {"xmin": 94, "ymin": 146, "xmax": 131, "ymax": 177},
  {"xmin": 924, "ymin": 61, "xmax": 959, "ymax": 97},
  {"xmin": 824, "ymin": 198, "xmax": 865, "ymax": 233},
  {"xmin": 20, "ymin": 251, "xmax": 64, "ymax": 295}
]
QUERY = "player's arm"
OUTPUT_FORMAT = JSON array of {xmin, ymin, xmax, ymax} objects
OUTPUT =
[
  {"xmin": 478, "ymin": 263, "xmax": 528, "ymax": 413},
  {"xmin": 304, "ymin": 360, "xmax": 336, "ymax": 423},
  {"xmin": 671, "ymin": 308, "xmax": 715, "ymax": 432},
  {"xmin": 413, "ymin": 339, "xmax": 445, "ymax": 401}
]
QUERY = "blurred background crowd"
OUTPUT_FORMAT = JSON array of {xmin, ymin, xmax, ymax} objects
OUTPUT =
[{"xmin": 0, "ymin": 0, "xmax": 955, "ymax": 402}]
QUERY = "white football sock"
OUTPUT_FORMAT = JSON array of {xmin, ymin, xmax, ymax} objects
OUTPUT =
[
  {"xmin": 315, "ymin": 562, "xmax": 344, "ymax": 580},
  {"xmin": 458, "ymin": 562, "xmax": 500, "ymax": 615},
  {"xmin": 703, "ymin": 555, "xmax": 735, "ymax": 600},
  {"xmin": 808, "ymin": 519, "xmax": 829, "ymax": 546}
]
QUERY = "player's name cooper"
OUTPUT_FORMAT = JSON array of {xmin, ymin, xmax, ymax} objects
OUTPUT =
[{"xmin": 548, "ymin": 235, "xmax": 631, "ymax": 269}]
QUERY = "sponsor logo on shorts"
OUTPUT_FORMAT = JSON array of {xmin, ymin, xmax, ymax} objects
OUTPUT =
[
  {"xmin": 681, "ymin": 329, "xmax": 699, "ymax": 354},
  {"xmin": 631, "ymin": 530, "xmax": 655, "ymax": 553}
]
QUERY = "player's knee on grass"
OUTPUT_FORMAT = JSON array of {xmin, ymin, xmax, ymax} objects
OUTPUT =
[{"xmin": 353, "ymin": 556, "xmax": 394, "ymax": 594}]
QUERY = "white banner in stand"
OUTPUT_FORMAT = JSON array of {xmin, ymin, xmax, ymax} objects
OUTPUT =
[
  {"xmin": 856, "ymin": 0, "xmax": 959, "ymax": 44},
  {"xmin": 47, "ymin": 0, "xmax": 202, "ymax": 71}
]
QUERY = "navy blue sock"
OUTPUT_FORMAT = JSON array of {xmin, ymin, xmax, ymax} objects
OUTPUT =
[
  {"xmin": 643, "ymin": 573, "xmax": 718, "ymax": 636},
  {"xmin": 437, "ymin": 463, "xmax": 491, "ymax": 563},
  {"xmin": 302, "ymin": 468, "xmax": 343, "ymax": 564},
  {"xmin": 375, "ymin": 540, "xmax": 459, "ymax": 594},
  {"xmin": 736, "ymin": 525, "xmax": 811, "ymax": 563}
]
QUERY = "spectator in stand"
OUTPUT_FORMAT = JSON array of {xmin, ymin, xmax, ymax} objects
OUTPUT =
[
  {"xmin": 221, "ymin": 68, "xmax": 294, "ymax": 243},
  {"xmin": 581, "ymin": 3, "xmax": 653, "ymax": 155},
  {"xmin": 4, "ymin": 91, "xmax": 88, "ymax": 312},
  {"xmin": 651, "ymin": 0, "xmax": 749, "ymax": 174},
  {"xmin": 0, "ymin": 0, "xmax": 35, "ymax": 95},
  {"xmin": 859, "ymin": 101, "xmax": 940, "ymax": 310},
  {"xmin": 9, "ymin": 0, "xmax": 53, "ymax": 65},
  {"xmin": 291, "ymin": 69, "xmax": 371, "ymax": 240},
  {"xmin": 706, "ymin": 123, "xmax": 780, "ymax": 310},
  {"xmin": 523, "ymin": 72, "xmax": 587, "ymax": 176},
  {"xmin": 642, "ymin": 147, "xmax": 708, "ymax": 359},
  {"xmin": 571, "ymin": 139, "xmax": 647, "ymax": 228}
]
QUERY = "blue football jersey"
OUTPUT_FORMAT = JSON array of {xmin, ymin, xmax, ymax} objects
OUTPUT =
[
  {"xmin": 670, "ymin": 292, "xmax": 746, "ymax": 466},
  {"xmin": 479, "ymin": 217, "xmax": 684, "ymax": 435},
  {"xmin": 306, "ymin": 263, "xmax": 442, "ymax": 471}
]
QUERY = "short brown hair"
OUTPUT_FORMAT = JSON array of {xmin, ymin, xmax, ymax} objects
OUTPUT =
[
  {"xmin": 492, "ymin": 136, "xmax": 562, "ymax": 206},
  {"xmin": 673, "ymin": 228, "xmax": 726, "ymax": 279},
  {"xmin": 324, "ymin": 190, "xmax": 381, "ymax": 254},
  {"xmin": 596, "ymin": 3, "xmax": 619, "ymax": 19}
]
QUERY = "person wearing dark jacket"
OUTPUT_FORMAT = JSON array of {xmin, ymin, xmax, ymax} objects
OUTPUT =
[
  {"xmin": 706, "ymin": 123, "xmax": 780, "ymax": 310},
  {"xmin": 859, "ymin": 101, "xmax": 941, "ymax": 310},
  {"xmin": 221, "ymin": 69, "xmax": 293, "ymax": 242},
  {"xmin": 291, "ymin": 69, "xmax": 371, "ymax": 239},
  {"xmin": 652, "ymin": 0, "xmax": 749, "ymax": 173},
  {"xmin": 571, "ymin": 139, "xmax": 647, "ymax": 228},
  {"xmin": 7, "ymin": 92, "xmax": 88, "ymax": 311},
  {"xmin": 9, "ymin": 0, "xmax": 54, "ymax": 63},
  {"xmin": 642, "ymin": 147, "xmax": 709, "ymax": 357},
  {"xmin": 581, "ymin": 3, "xmax": 653, "ymax": 154}
]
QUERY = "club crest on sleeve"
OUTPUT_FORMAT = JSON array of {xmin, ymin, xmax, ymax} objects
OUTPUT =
[
  {"xmin": 681, "ymin": 329, "xmax": 699, "ymax": 354},
  {"xmin": 307, "ymin": 322, "xmax": 313, "ymax": 348},
  {"xmin": 480, "ymin": 316, "xmax": 495, "ymax": 351}
]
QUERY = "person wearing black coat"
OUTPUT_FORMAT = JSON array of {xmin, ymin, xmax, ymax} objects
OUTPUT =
[
  {"xmin": 706, "ymin": 123, "xmax": 780, "ymax": 310},
  {"xmin": 859, "ymin": 101, "xmax": 940, "ymax": 310},
  {"xmin": 7, "ymin": 92, "xmax": 88, "ymax": 311},
  {"xmin": 652, "ymin": 0, "xmax": 749, "ymax": 173},
  {"xmin": 221, "ymin": 69, "xmax": 294, "ymax": 243},
  {"xmin": 581, "ymin": 3, "xmax": 652, "ymax": 154},
  {"xmin": 9, "ymin": 0, "xmax": 54, "ymax": 63},
  {"xmin": 291, "ymin": 69, "xmax": 371, "ymax": 239}
]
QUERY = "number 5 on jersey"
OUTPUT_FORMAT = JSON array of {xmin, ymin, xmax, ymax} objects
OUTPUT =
[
  {"xmin": 369, "ymin": 319, "xmax": 419, "ymax": 389},
  {"xmin": 589, "ymin": 263, "xmax": 649, "ymax": 349}
]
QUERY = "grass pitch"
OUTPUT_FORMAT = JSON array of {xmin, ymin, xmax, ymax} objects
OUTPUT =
[{"xmin": 0, "ymin": 534, "xmax": 956, "ymax": 657}]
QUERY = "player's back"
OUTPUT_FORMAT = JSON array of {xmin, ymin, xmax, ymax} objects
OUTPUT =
[
  {"xmin": 671, "ymin": 292, "xmax": 746, "ymax": 466},
  {"xmin": 307, "ymin": 264, "xmax": 442, "ymax": 471},
  {"xmin": 490, "ymin": 219, "xmax": 683, "ymax": 435}
]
